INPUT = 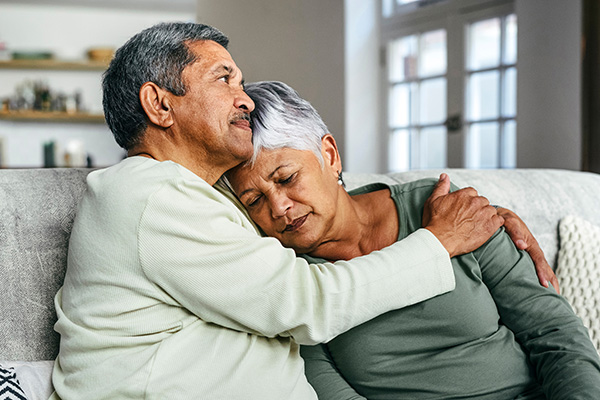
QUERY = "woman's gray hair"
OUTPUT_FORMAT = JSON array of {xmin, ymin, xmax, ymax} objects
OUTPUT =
[
  {"xmin": 102, "ymin": 22, "xmax": 228, "ymax": 150},
  {"xmin": 244, "ymin": 81, "xmax": 330, "ymax": 166}
]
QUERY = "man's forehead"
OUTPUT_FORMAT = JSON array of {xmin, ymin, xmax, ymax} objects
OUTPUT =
[
  {"xmin": 189, "ymin": 40, "xmax": 233, "ymax": 64},
  {"xmin": 187, "ymin": 40, "xmax": 241, "ymax": 74}
]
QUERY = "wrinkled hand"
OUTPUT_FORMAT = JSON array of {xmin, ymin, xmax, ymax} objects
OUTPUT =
[
  {"xmin": 423, "ymin": 174, "xmax": 504, "ymax": 258},
  {"xmin": 496, "ymin": 207, "xmax": 560, "ymax": 293}
]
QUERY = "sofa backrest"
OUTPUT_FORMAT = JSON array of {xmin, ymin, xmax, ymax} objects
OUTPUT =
[
  {"xmin": 1, "ymin": 167, "xmax": 598, "ymax": 362},
  {"xmin": 345, "ymin": 168, "xmax": 600, "ymax": 269},
  {"xmin": 0, "ymin": 168, "xmax": 92, "ymax": 361}
]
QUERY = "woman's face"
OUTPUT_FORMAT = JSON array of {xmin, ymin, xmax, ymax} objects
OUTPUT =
[{"xmin": 227, "ymin": 135, "xmax": 343, "ymax": 254}]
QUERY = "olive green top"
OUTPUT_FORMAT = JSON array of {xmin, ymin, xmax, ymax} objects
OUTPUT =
[{"xmin": 301, "ymin": 179, "xmax": 600, "ymax": 400}]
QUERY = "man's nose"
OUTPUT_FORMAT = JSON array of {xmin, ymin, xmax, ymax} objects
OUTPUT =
[{"xmin": 236, "ymin": 89, "xmax": 255, "ymax": 113}]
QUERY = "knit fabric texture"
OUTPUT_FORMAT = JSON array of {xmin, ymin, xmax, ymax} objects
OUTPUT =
[{"xmin": 557, "ymin": 215, "xmax": 600, "ymax": 354}]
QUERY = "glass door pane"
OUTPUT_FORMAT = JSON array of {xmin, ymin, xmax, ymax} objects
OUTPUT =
[
  {"xmin": 387, "ymin": 29, "xmax": 447, "ymax": 172},
  {"xmin": 467, "ymin": 71, "xmax": 499, "ymax": 120},
  {"xmin": 467, "ymin": 18, "xmax": 501, "ymax": 70},
  {"xmin": 466, "ymin": 122, "xmax": 499, "ymax": 168},
  {"xmin": 465, "ymin": 14, "xmax": 517, "ymax": 169}
]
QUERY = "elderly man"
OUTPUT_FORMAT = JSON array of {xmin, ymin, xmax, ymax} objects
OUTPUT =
[{"xmin": 50, "ymin": 22, "xmax": 551, "ymax": 399}]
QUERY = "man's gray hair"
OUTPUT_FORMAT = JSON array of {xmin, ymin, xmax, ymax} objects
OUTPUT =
[
  {"xmin": 102, "ymin": 22, "xmax": 228, "ymax": 150},
  {"xmin": 244, "ymin": 81, "xmax": 330, "ymax": 166}
]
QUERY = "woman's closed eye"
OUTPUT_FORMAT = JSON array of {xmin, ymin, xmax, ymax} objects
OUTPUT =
[
  {"xmin": 278, "ymin": 173, "xmax": 296, "ymax": 185},
  {"xmin": 246, "ymin": 194, "xmax": 263, "ymax": 208}
]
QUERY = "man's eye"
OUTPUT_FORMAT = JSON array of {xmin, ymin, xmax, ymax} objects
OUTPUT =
[{"xmin": 219, "ymin": 75, "xmax": 230, "ymax": 83}]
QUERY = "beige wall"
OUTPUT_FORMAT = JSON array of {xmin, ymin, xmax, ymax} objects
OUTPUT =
[
  {"xmin": 196, "ymin": 0, "xmax": 346, "ymax": 156},
  {"xmin": 198, "ymin": 0, "xmax": 585, "ymax": 172},
  {"xmin": 516, "ymin": 0, "xmax": 583, "ymax": 170}
]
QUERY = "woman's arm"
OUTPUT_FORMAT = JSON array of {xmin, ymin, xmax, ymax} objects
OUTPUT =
[
  {"xmin": 300, "ymin": 344, "xmax": 367, "ymax": 400},
  {"xmin": 496, "ymin": 206, "xmax": 560, "ymax": 293},
  {"xmin": 475, "ymin": 229, "xmax": 600, "ymax": 399}
]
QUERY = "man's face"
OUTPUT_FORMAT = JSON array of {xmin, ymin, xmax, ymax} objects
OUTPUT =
[{"xmin": 169, "ymin": 40, "xmax": 255, "ymax": 172}]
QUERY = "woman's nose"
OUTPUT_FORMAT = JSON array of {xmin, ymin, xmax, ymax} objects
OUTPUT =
[{"xmin": 269, "ymin": 193, "xmax": 292, "ymax": 218}]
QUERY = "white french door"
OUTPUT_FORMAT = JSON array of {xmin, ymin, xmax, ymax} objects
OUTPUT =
[{"xmin": 381, "ymin": 0, "xmax": 517, "ymax": 171}]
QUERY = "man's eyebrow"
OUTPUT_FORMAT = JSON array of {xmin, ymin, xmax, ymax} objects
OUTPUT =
[{"xmin": 211, "ymin": 64, "xmax": 232, "ymax": 75}]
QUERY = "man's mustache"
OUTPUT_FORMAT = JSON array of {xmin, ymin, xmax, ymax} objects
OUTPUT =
[{"xmin": 230, "ymin": 113, "xmax": 251, "ymax": 125}]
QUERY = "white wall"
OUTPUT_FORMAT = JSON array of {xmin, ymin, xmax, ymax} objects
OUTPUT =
[
  {"xmin": 516, "ymin": 0, "xmax": 583, "ymax": 170},
  {"xmin": 195, "ymin": 0, "xmax": 346, "ymax": 159},
  {"xmin": 344, "ymin": 0, "xmax": 382, "ymax": 173},
  {"xmin": 0, "ymin": 3, "xmax": 195, "ymax": 167}
]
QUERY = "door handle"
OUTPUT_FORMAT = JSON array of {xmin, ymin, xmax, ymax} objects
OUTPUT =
[{"xmin": 445, "ymin": 114, "xmax": 462, "ymax": 132}]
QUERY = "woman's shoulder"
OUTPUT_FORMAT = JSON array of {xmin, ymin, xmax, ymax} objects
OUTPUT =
[
  {"xmin": 387, "ymin": 178, "xmax": 440, "ymax": 205},
  {"xmin": 349, "ymin": 178, "xmax": 439, "ymax": 197}
]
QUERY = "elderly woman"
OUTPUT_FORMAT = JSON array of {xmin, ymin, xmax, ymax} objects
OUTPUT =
[{"xmin": 225, "ymin": 81, "xmax": 600, "ymax": 399}]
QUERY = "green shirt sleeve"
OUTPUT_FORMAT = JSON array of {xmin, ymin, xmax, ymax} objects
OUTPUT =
[
  {"xmin": 474, "ymin": 228, "xmax": 600, "ymax": 399},
  {"xmin": 301, "ymin": 344, "xmax": 367, "ymax": 400}
]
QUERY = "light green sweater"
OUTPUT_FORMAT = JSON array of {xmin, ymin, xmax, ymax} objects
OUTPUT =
[{"xmin": 50, "ymin": 158, "xmax": 456, "ymax": 400}]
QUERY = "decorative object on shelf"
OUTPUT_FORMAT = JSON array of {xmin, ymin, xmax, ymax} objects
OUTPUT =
[
  {"xmin": 64, "ymin": 139, "xmax": 87, "ymax": 168},
  {"xmin": 0, "ymin": 41, "xmax": 10, "ymax": 61},
  {"xmin": 11, "ymin": 50, "xmax": 54, "ymax": 60},
  {"xmin": 87, "ymin": 47, "xmax": 115, "ymax": 63},
  {"xmin": 43, "ymin": 139, "xmax": 93, "ymax": 168},
  {"xmin": 0, "ymin": 137, "xmax": 5, "ymax": 168},
  {"xmin": 43, "ymin": 141, "xmax": 57, "ymax": 168},
  {"xmin": 2, "ymin": 79, "xmax": 85, "ymax": 114}
]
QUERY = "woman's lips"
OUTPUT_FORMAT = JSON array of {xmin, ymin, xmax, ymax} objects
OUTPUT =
[{"xmin": 283, "ymin": 214, "xmax": 308, "ymax": 232}]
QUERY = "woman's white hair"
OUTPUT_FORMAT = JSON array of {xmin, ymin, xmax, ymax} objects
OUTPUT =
[{"xmin": 244, "ymin": 81, "xmax": 330, "ymax": 166}]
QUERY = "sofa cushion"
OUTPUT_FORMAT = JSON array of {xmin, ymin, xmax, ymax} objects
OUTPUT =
[
  {"xmin": 0, "ymin": 363, "xmax": 29, "ymax": 399},
  {"xmin": 0, "ymin": 169, "xmax": 92, "ymax": 361},
  {"xmin": 557, "ymin": 215, "xmax": 600, "ymax": 354},
  {"xmin": 0, "ymin": 361, "xmax": 53, "ymax": 400}
]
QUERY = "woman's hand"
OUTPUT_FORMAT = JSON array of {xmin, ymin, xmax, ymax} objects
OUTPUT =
[{"xmin": 496, "ymin": 207, "xmax": 560, "ymax": 293}]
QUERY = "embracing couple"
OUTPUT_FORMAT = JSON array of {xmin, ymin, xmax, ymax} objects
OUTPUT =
[{"xmin": 50, "ymin": 22, "xmax": 600, "ymax": 400}]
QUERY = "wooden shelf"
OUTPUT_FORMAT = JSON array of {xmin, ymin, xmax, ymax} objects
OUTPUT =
[
  {"xmin": 0, "ymin": 110, "xmax": 105, "ymax": 123},
  {"xmin": 0, "ymin": 59, "xmax": 109, "ymax": 71}
]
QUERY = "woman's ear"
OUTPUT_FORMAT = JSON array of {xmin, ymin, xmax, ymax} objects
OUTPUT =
[
  {"xmin": 321, "ymin": 134, "xmax": 342, "ymax": 174},
  {"xmin": 139, "ymin": 82, "xmax": 174, "ymax": 128}
]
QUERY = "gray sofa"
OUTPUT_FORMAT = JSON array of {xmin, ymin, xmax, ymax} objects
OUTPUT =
[{"xmin": 1, "ymin": 167, "xmax": 599, "ymax": 399}]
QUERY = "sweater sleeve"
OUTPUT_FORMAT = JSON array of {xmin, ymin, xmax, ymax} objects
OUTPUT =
[
  {"xmin": 300, "ymin": 344, "xmax": 367, "ymax": 400},
  {"xmin": 475, "ymin": 228, "xmax": 600, "ymax": 399},
  {"xmin": 138, "ymin": 177, "xmax": 455, "ymax": 345}
]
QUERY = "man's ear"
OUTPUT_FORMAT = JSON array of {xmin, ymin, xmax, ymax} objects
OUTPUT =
[
  {"xmin": 321, "ymin": 134, "xmax": 342, "ymax": 175},
  {"xmin": 139, "ymin": 82, "xmax": 174, "ymax": 128}
]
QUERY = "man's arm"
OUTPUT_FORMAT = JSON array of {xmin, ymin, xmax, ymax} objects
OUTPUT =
[
  {"xmin": 426, "ymin": 174, "xmax": 559, "ymax": 292},
  {"xmin": 138, "ymin": 175, "xmax": 499, "ymax": 345}
]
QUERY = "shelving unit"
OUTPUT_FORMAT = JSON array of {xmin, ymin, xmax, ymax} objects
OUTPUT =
[
  {"xmin": 0, "ymin": 59, "xmax": 109, "ymax": 71},
  {"xmin": 0, "ymin": 110, "xmax": 105, "ymax": 123},
  {"xmin": 0, "ymin": 58, "xmax": 108, "ymax": 123}
]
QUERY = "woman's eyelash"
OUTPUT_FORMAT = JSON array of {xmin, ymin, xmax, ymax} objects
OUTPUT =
[
  {"xmin": 247, "ymin": 195, "xmax": 262, "ymax": 207},
  {"xmin": 279, "ymin": 173, "xmax": 295, "ymax": 184}
]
